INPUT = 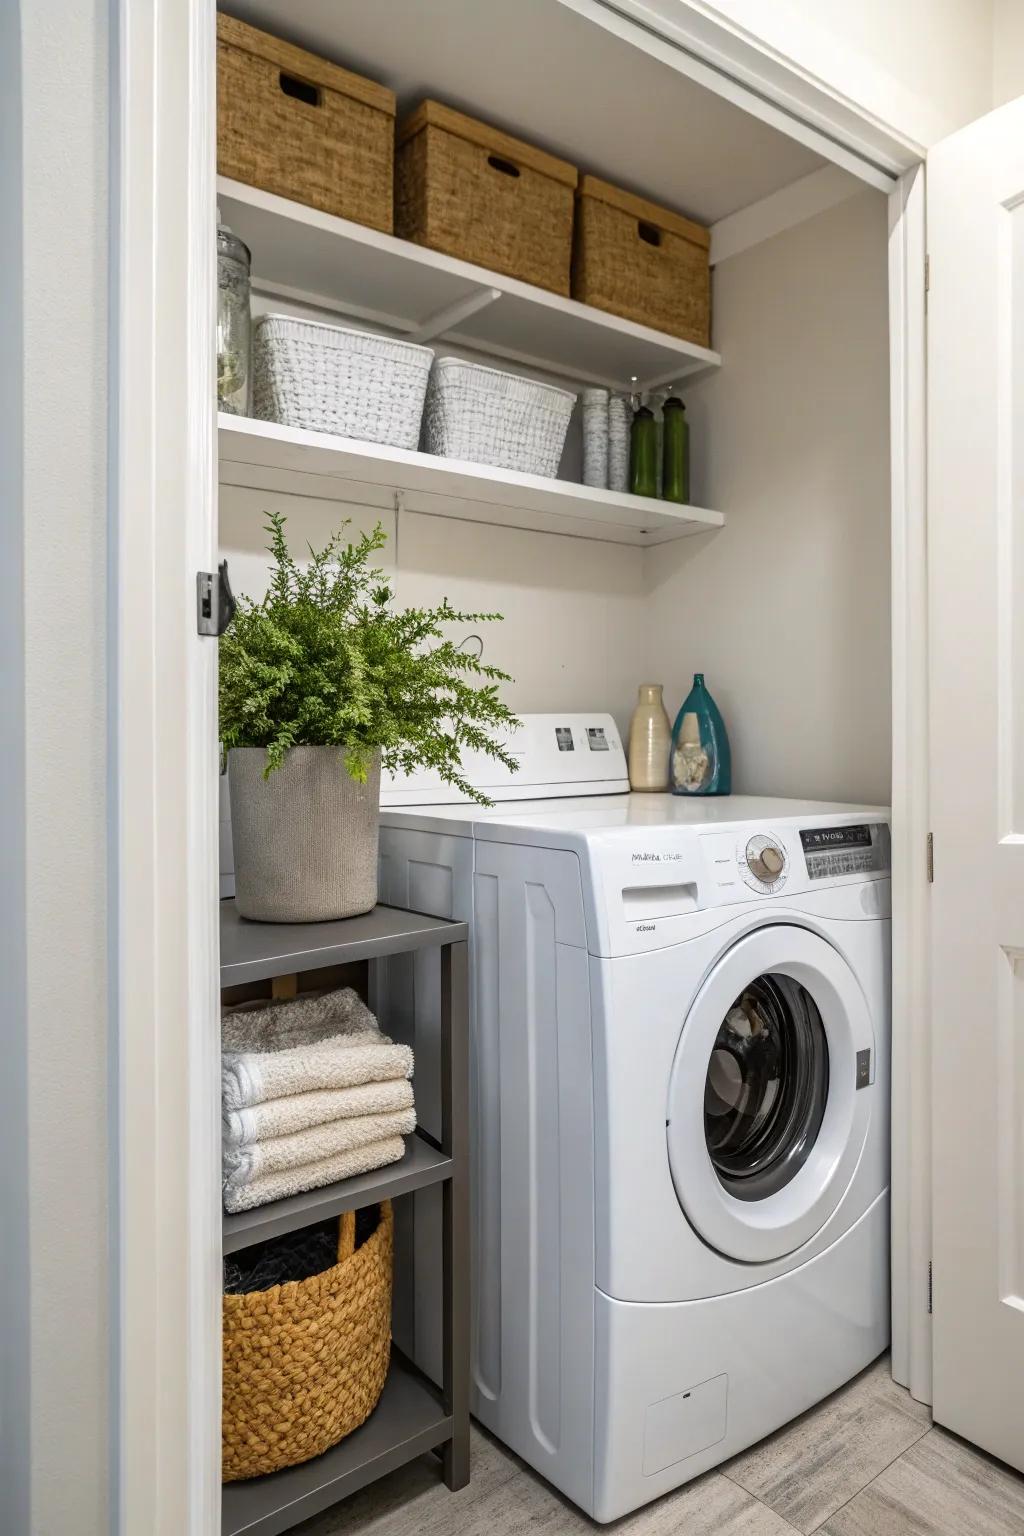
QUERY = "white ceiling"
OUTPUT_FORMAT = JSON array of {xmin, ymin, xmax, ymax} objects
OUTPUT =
[{"xmin": 224, "ymin": 0, "xmax": 826, "ymax": 226}]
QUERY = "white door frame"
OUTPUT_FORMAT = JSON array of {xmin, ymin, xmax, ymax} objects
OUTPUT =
[
  {"xmin": 886, "ymin": 163, "xmax": 931, "ymax": 1404},
  {"xmin": 113, "ymin": 2, "xmax": 221, "ymax": 1534},
  {"xmin": 111, "ymin": 4, "xmax": 929, "ymax": 1530}
]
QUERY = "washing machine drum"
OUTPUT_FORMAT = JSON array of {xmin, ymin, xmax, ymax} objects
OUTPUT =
[{"xmin": 667, "ymin": 924, "xmax": 875, "ymax": 1263}]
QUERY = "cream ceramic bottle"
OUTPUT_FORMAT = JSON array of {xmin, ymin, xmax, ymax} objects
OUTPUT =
[{"xmin": 627, "ymin": 683, "xmax": 672, "ymax": 791}]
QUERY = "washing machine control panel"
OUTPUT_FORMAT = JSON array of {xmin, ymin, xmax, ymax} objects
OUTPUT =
[
  {"xmin": 739, "ymin": 833, "xmax": 789, "ymax": 893},
  {"xmin": 800, "ymin": 823, "xmax": 889, "ymax": 880}
]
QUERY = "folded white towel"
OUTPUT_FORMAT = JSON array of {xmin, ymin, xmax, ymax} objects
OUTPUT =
[
  {"xmin": 222, "ymin": 1034, "xmax": 414, "ymax": 1110},
  {"xmin": 222, "ymin": 987, "xmax": 414, "ymax": 1110},
  {"xmin": 222, "ymin": 1135, "xmax": 407, "ymax": 1214},
  {"xmin": 221, "ymin": 987, "xmax": 379, "ymax": 1053},
  {"xmin": 223, "ymin": 1079, "xmax": 415, "ymax": 1148},
  {"xmin": 224, "ymin": 1106, "xmax": 418, "ymax": 1189}
]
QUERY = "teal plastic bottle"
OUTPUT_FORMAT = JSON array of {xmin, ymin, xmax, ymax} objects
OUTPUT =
[{"xmin": 670, "ymin": 674, "xmax": 731, "ymax": 795}]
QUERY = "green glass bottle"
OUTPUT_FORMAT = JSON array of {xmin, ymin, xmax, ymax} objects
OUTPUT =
[
  {"xmin": 629, "ymin": 404, "xmax": 658, "ymax": 498},
  {"xmin": 662, "ymin": 396, "xmax": 689, "ymax": 504}
]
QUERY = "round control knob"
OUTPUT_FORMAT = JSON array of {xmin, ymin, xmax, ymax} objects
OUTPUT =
[
  {"xmin": 759, "ymin": 844, "xmax": 784, "ymax": 878},
  {"xmin": 745, "ymin": 836, "xmax": 786, "ymax": 885}
]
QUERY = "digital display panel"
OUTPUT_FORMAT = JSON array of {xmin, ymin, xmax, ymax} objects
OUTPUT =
[
  {"xmin": 555, "ymin": 727, "xmax": 574, "ymax": 752},
  {"xmin": 800, "ymin": 825, "xmax": 872, "ymax": 853},
  {"xmin": 800, "ymin": 823, "xmax": 886, "ymax": 881}
]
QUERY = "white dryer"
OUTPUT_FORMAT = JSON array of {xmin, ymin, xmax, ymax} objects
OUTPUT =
[{"xmin": 378, "ymin": 714, "xmax": 891, "ymax": 1522}]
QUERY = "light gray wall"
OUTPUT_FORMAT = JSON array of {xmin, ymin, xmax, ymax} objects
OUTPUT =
[
  {"xmin": 8, "ymin": 2, "xmax": 112, "ymax": 1532},
  {"xmin": 0, "ymin": 1, "xmax": 30, "ymax": 1530},
  {"xmin": 645, "ymin": 190, "xmax": 892, "ymax": 806}
]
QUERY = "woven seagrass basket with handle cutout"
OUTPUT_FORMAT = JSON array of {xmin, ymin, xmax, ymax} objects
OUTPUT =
[{"xmin": 222, "ymin": 1202, "xmax": 393, "ymax": 1481}]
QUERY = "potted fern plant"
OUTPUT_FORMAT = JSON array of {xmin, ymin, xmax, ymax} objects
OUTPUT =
[{"xmin": 220, "ymin": 513, "xmax": 517, "ymax": 922}]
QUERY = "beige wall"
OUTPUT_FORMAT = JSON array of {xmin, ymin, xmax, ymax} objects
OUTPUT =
[
  {"xmin": 221, "ymin": 491, "xmax": 649, "ymax": 745},
  {"xmin": 993, "ymin": 0, "xmax": 1024, "ymax": 108},
  {"xmin": 229, "ymin": 192, "xmax": 892, "ymax": 808},
  {"xmin": 644, "ymin": 190, "xmax": 892, "ymax": 805},
  {"xmin": 670, "ymin": 0, "xmax": 994, "ymax": 147},
  {"xmin": 226, "ymin": 296, "xmax": 650, "ymax": 742},
  {"xmin": 672, "ymin": 0, "xmax": 1024, "ymax": 145}
]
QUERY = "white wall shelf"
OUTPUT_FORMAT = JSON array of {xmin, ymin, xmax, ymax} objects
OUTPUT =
[
  {"xmin": 219, "ymin": 415, "xmax": 725, "ymax": 547},
  {"xmin": 217, "ymin": 178, "xmax": 721, "ymax": 393}
]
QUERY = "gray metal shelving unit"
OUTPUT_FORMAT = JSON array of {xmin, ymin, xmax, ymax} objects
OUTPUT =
[{"xmin": 220, "ymin": 901, "xmax": 470, "ymax": 1536}]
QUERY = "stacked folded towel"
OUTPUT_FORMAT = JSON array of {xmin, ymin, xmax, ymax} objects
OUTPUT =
[{"xmin": 222, "ymin": 988, "xmax": 416, "ymax": 1214}]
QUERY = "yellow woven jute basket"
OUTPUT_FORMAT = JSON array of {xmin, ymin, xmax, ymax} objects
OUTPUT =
[
  {"xmin": 572, "ymin": 175, "xmax": 711, "ymax": 348},
  {"xmin": 222, "ymin": 1201, "xmax": 393, "ymax": 1482},
  {"xmin": 217, "ymin": 14, "xmax": 396, "ymax": 233},
  {"xmin": 396, "ymin": 100, "xmax": 578, "ymax": 295}
]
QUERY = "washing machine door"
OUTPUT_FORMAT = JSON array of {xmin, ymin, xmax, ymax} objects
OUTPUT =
[{"xmin": 666, "ymin": 923, "xmax": 875, "ymax": 1263}]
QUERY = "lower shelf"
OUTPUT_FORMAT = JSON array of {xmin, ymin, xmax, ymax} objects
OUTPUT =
[
  {"xmin": 223, "ymin": 1133, "xmax": 452, "ymax": 1254},
  {"xmin": 222, "ymin": 1352, "xmax": 452, "ymax": 1536}
]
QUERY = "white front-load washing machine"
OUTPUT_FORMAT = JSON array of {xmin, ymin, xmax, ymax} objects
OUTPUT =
[{"xmin": 377, "ymin": 714, "xmax": 891, "ymax": 1522}]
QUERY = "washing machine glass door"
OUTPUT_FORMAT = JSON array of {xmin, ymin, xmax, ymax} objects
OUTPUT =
[{"xmin": 667, "ymin": 923, "xmax": 875, "ymax": 1263}]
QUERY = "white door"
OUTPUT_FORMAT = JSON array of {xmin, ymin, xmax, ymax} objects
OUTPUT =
[{"xmin": 929, "ymin": 97, "xmax": 1024, "ymax": 1472}]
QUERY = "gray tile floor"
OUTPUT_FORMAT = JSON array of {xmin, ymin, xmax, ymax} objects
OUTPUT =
[{"xmin": 298, "ymin": 1355, "xmax": 1024, "ymax": 1536}]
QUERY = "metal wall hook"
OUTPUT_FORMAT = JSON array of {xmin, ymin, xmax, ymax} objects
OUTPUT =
[
  {"xmin": 196, "ymin": 560, "xmax": 236, "ymax": 636},
  {"xmin": 458, "ymin": 633, "xmax": 484, "ymax": 660}
]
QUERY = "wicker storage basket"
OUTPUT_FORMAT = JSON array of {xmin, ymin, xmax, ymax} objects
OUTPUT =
[
  {"xmin": 423, "ymin": 358, "xmax": 576, "ymax": 478},
  {"xmin": 572, "ymin": 176, "xmax": 711, "ymax": 347},
  {"xmin": 222, "ymin": 1202, "xmax": 393, "ymax": 1482},
  {"xmin": 217, "ymin": 14, "xmax": 396, "ymax": 232},
  {"xmin": 253, "ymin": 315, "xmax": 434, "ymax": 447},
  {"xmin": 396, "ymin": 101, "xmax": 577, "ymax": 295}
]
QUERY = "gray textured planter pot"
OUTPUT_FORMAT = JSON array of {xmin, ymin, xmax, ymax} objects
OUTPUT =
[{"xmin": 228, "ymin": 745, "xmax": 381, "ymax": 923}]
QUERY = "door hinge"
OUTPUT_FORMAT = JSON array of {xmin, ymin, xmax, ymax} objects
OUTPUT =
[
  {"xmin": 928, "ymin": 1260, "xmax": 933, "ymax": 1315},
  {"xmin": 926, "ymin": 832, "xmax": 934, "ymax": 883},
  {"xmin": 925, "ymin": 254, "xmax": 930, "ymax": 301},
  {"xmin": 197, "ymin": 560, "xmax": 236, "ymax": 637}
]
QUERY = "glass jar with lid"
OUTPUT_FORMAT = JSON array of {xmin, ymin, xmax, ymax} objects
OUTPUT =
[{"xmin": 217, "ymin": 216, "xmax": 251, "ymax": 415}]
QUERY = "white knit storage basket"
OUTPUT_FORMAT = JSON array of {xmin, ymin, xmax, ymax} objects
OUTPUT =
[
  {"xmin": 423, "ymin": 358, "xmax": 576, "ymax": 478},
  {"xmin": 253, "ymin": 315, "xmax": 434, "ymax": 447}
]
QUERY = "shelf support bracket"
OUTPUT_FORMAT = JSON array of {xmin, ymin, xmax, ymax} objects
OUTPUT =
[
  {"xmin": 409, "ymin": 286, "xmax": 503, "ymax": 343},
  {"xmin": 638, "ymin": 360, "xmax": 718, "ymax": 395}
]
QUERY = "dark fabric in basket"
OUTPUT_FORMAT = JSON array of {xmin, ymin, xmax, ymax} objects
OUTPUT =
[
  {"xmin": 355, "ymin": 1203, "xmax": 380, "ymax": 1250},
  {"xmin": 224, "ymin": 1205, "xmax": 381, "ymax": 1294}
]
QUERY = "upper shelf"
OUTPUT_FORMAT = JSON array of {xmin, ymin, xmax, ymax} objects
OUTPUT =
[
  {"xmin": 217, "ymin": 177, "xmax": 721, "ymax": 393},
  {"xmin": 219, "ymin": 414, "xmax": 725, "ymax": 547},
  {"xmin": 220, "ymin": 900, "xmax": 468, "ymax": 987}
]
